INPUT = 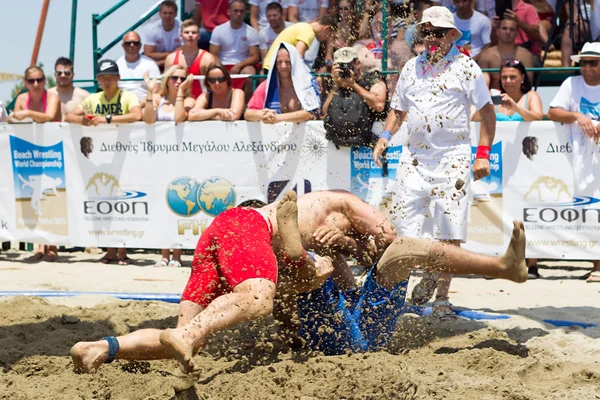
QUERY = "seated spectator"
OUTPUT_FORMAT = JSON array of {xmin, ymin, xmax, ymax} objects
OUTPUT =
[
  {"xmin": 250, "ymin": 0, "xmax": 288, "ymax": 32},
  {"xmin": 262, "ymin": 15, "xmax": 336, "ymax": 71},
  {"xmin": 333, "ymin": 0, "xmax": 360, "ymax": 50},
  {"xmin": 405, "ymin": 0, "xmax": 433, "ymax": 52},
  {"xmin": 188, "ymin": 63, "xmax": 245, "ymax": 121},
  {"xmin": 478, "ymin": 18, "xmax": 534, "ymax": 89},
  {"xmin": 193, "ymin": 0, "xmax": 229, "ymax": 50},
  {"xmin": 143, "ymin": 1, "xmax": 183, "ymax": 70},
  {"xmin": 143, "ymin": 66, "xmax": 195, "ymax": 124},
  {"xmin": 493, "ymin": 59, "xmax": 543, "ymax": 121},
  {"xmin": 165, "ymin": 19, "xmax": 218, "ymax": 99},
  {"xmin": 453, "ymin": 0, "xmax": 492, "ymax": 60},
  {"xmin": 8, "ymin": 66, "xmax": 60, "ymax": 123},
  {"xmin": 492, "ymin": 0, "xmax": 542, "ymax": 63},
  {"xmin": 547, "ymin": 42, "xmax": 600, "ymax": 281},
  {"xmin": 287, "ymin": 0, "xmax": 328, "ymax": 23},
  {"xmin": 245, "ymin": 43, "xmax": 320, "ymax": 123},
  {"xmin": 528, "ymin": 0, "xmax": 554, "ymax": 45},
  {"xmin": 209, "ymin": 0, "xmax": 260, "ymax": 96},
  {"xmin": 117, "ymin": 31, "xmax": 161, "ymax": 105},
  {"xmin": 259, "ymin": 2, "xmax": 293, "ymax": 60},
  {"xmin": 48, "ymin": 57, "xmax": 89, "ymax": 119}
]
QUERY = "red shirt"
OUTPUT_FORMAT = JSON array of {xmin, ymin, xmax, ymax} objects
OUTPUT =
[
  {"xmin": 513, "ymin": 0, "xmax": 541, "ymax": 56},
  {"xmin": 247, "ymin": 81, "xmax": 267, "ymax": 110},
  {"xmin": 195, "ymin": 0, "xmax": 229, "ymax": 32}
]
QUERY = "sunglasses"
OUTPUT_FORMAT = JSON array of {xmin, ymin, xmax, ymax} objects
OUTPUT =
[
  {"xmin": 422, "ymin": 28, "xmax": 450, "ymax": 38},
  {"xmin": 207, "ymin": 76, "xmax": 226, "ymax": 84},
  {"xmin": 169, "ymin": 76, "xmax": 186, "ymax": 82},
  {"xmin": 502, "ymin": 59, "xmax": 522, "ymax": 67},
  {"xmin": 579, "ymin": 60, "xmax": 599, "ymax": 67},
  {"xmin": 27, "ymin": 77, "xmax": 45, "ymax": 84},
  {"xmin": 55, "ymin": 70, "xmax": 72, "ymax": 76},
  {"xmin": 124, "ymin": 41, "xmax": 141, "ymax": 46}
]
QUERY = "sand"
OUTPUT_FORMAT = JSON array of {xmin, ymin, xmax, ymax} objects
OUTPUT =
[{"xmin": 1, "ymin": 249, "xmax": 599, "ymax": 399}]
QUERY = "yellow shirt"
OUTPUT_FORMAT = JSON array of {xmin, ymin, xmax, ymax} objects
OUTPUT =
[
  {"xmin": 262, "ymin": 22, "xmax": 315, "ymax": 70},
  {"xmin": 81, "ymin": 89, "xmax": 139, "ymax": 116}
]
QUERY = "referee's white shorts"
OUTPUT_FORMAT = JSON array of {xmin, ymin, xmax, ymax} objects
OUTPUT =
[{"xmin": 390, "ymin": 156, "xmax": 471, "ymax": 242}]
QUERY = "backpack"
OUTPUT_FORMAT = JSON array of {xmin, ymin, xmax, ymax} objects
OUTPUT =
[{"xmin": 324, "ymin": 88, "xmax": 377, "ymax": 148}]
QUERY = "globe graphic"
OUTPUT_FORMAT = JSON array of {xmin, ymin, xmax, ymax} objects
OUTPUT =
[
  {"xmin": 197, "ymin": 177, "xmax": 236, "ymax": 217},
  {"xmin": 166, "ymin": 177, "xmax": 201, "ymax": 217}
]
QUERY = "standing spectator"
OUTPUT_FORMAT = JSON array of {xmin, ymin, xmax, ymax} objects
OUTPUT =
[
  {"xmin": 193, "ymin": 0, "xmax": 229, "ymax": 50},
  {"xmin": 262, "ymin": 15, "xmax": 336, "ymax": 71},
  {"xmin": 116, "ymin": 31, "xmax": 161, "ymax": 105},
  {"xmin": 144, "ymin": 1, "xmax": 183, "ymax": 70},
  {"xmin": 143, "ymin": 66, "xmax": 195, "ymax": 124},
  {"xmin": 547, "ymin": 42, "xmax": 600, "ymax": 282},
  {"xmin": 66, "ymin": 59, "xmax": 142, "ymax": 266},
  {"xmin": 259, "ymin": 2, "xmax": 293, "ymax": 60},
  {"xmin": 165, "ymin": 19, "xmax": 218, "ymax": 99},
  {"xmin": 287, "ymin": 0, "xmax": 328, "ymax": 23},
  {"xmin": 453, "ymin": 0, "xmax": 492, "ymax": 60},
  {"xmin": 492, "ymin": 0, "xmax": 542, "ymax": 62},
  {"xmin": 188, "ymin": 63, "xmax": 246, "ymax": 121},
  {"xmin": 478, "ymin": 18, "xmax": 534, "ymax": 89},
  {"xmin": 48, "ymin": 57, "xmax": 89, "ymax": 119},
  {"xmin": 373, "ymin": 7, "xmax": 495, "ymax": 318},
  {"xmin": 250, "ymin": 0, "xmax": 288, "ymax": 32},
  {"xmin": 209, "ymin": 0, "xmax": 261, "ymax": 95},
  {"xmin": 8, "ymin": 66, "xmax": 60, "ymax": 124}
]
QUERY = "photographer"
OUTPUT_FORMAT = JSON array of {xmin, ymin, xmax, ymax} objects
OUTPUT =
[{"xmin": 323, "ymin": 47, "xmax": 387, "ymax": 147}]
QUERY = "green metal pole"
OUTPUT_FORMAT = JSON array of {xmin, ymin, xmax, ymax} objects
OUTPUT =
[
  {"xmin": 96, "ymin": 0, "xmax": 130, "ymax": 23},
  {"xmin": 100, "ymin": 5, "xmax": 161, "ymax": 57},
  {"xmin": 381, "ymin": 0, "xmax": 389, "ymax": 72},
  {"xmin": 69, "ymin": 0, "xmax": 78, "ymax": 61},
  {"xmin": 180, "ymin": 0, "xmax": 186, "ymax": 21},
  {"xmin": 92, "ymin": 13, "xmax": 99, "ymax": 92}
]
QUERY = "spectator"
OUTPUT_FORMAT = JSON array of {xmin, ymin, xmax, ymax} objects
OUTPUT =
[
  {"xmin": 209, "ymin": 0, "xmax": 260, "ymax": 96},
  {"xmin": 48, "ymin": 57, "xmax": 89, "ymax": 119},
  {"xmin": 405, "ymin": 0, "xmax": 433, "ymax": 52},
  {"xmin": 476, "ymin": 0, "xmax": 496, "ymax": 17},
  {"xmin": 453, "ymin": 0, "xmax": 492, "ymax": 60},
  {"xmin": 287, "ymin": 0, "xmax": 328, "ymax": 23},
  {"xmin": 193, "ymin": 0, "xmax": 229, "ymax": 50},
  {"xmin": 492, "ymin": 0, "xmax": 542, "ymax": 62},
  {"xmin": 165, "ymin": 19, "xmax": 218, "ymax": 99},
  {"xmin": 250, "ymin": 0, "xmax": 288, "ymax": 32},
  {"xmin": 246, "ymin": 43, "xmax": 320, "ymax": 122},
  {"xmin": 333, "ymin": 0, "xmax": 360, "ymax": 50},
  {"xmin": 143, "ymin": 66, "xmax": 195, "ymax": 124},
  {"xmin": 547, "ymin": 42, "xmax": 600, "ymax": 282},
  {"xmin": 8, "ymin": 66, "xmax": 60, "ymax": 124},
  {"xmin": 143, "ymin": 1, "xmax": 183, "ymax": 70},
  {"xmin": 188, "ymin": 63, "xmax": 245, "ymax": 121},
  {"xmin": 478, "ymin": 18, "xmax": 534, "ymax": 89},
  {"xmin": 322, "ymin": 46, "xmax": 387, "ymax": 147},
  {"xmin": 117, "ymin": 31, "xmax": 161, "ymax": 105},
  {"xmin": 259, "ymin": 2, "xmax": 293, "ymax": 60},
  {"xmin": 527, "ymin": 0, "xmax": 554, "ymax": 45},
  {"xmin": 262, "ymin": 15, "xmax": 336, "ymax": 71}
]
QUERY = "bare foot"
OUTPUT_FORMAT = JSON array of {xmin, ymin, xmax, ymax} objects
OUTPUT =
[
  {"xmin": 500, "ymin": 221, "xmax": 528, "ymax": 283},
  {"xmin": 159, "ymin": 328, "xmax": 199, "ymax": 373},
  {"xmin": 276, "ymin": 191, "xmax": 304, "ymax": 261},
  {"xmin": 70, "ymin": 341, "xmax": 109, "ymax": 373}
]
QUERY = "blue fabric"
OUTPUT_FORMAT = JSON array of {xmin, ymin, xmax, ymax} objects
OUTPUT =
[
  {"xmin": 101, "ymin": 336, "xmax": 120, "ymax": 363},
  {"xmin": 495, "ymin": 112, "xmax": 525, "ymax": 121},
  {"xmin": 297, "ymin": 267, "xmax": 409, "ymax": 355}
]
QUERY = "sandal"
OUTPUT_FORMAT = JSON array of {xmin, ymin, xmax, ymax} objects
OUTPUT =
[
  {"xmin": 118, "ymin": 257, "xmax": 134, "ymax": 265},
  {"xmin": 432, "ymin": 299, "xmax": 457, "ymax": 321},
  {"xmin": 155, "ymin": 259, "xmax": 169, "ymax": 268},
  {"xmin": 168, "ymin": 259, "xmax": 182, "ymax": 268},
  {"xmin": 98, "ymin": 257, "xmax": 116, "ymax": 264},
  {"xmin": 410, "ymin": 271, "xmax": 438, "ymax": 305}
]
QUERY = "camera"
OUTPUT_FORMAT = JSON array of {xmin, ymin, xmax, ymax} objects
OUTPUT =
[
  {"xmin": 491, "ymin": 95, "xmax": 503, "ymax": 105},
  {"xmin": 338, "ymin": 62, "xmax": 353, "ymax": 79}
]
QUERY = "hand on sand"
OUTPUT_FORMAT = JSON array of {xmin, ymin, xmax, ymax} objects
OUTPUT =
[{"xmin": 501, "ymin": 221, "xmax": 528, "ymax": 283}]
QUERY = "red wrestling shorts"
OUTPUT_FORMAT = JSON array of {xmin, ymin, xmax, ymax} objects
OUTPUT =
[{"xmin": 181, "ymin": 207, "xmax": 277, "ymax": 308}]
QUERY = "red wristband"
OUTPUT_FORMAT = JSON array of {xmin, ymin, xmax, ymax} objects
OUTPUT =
[{"xmin": 476, "ymin": 146, "xmax": 491, "ymax": 160}]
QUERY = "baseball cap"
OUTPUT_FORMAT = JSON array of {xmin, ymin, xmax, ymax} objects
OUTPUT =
[
  {"xmin": 334, "ymin": 47, "xmax": 358, "ymax": 64},
  {"xmin": 96, "ymin": 59, "xmax": 120, "ymax": 76},
  {"xmin": 417, "ymin": 6, "xmax": 462, "ymax": 40}
]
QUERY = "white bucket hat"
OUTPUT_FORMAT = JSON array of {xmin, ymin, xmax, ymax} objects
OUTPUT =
[
  {"xmin": 417, "ymin": 6, "xmax": 462, "ymax": 41},
  {"xmin": 570, "ymin": 42, "xmax": 600, "ymax": 63}
]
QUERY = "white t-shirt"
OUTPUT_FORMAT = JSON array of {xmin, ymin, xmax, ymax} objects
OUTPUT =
[
  {"xmin": 590, "ymin": 0, "xmax": 600, "ymax": 40},
  {"xmin": 550, "ymin": 76, "xmax": 600, "ymax": 134},
  {"xmin": 249, "ymin": 0, "xmax": 288, "ymax": 31},
  {"xmin": 391, "ymin": 46, "xmax": 492, "ymax": 161},
  {"xmin": 144, "ymin": 20, "xmax": 182, "ymax": 53},
  {"xmin": 476, "ymin": 0, "xmax": 495, "ymax": 17},
  {"xmin": 453, "ymin": 12, "xmax": 492, "ymax": 57},
  {"xmin": 287, "ymin": 0, "xmax": 329, "ymax": 22},
  {"xmin": 259, "ymin": 21, "xmax": 293, "ymax": 50},
  {"xmin": 116, "ymin": 55, "xmax": 161, "ymax": 101},
  {"xmin": 210, "ymin": 22, "xmax": 260, "ymax": 65}
]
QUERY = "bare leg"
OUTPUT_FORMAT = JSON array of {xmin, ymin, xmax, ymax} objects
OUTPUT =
[
  {"xmin": 43, "ymin": 245, "xmax": 59, "ymax": 262},
  {"xmin": 172, "ymin": 249, "xmax": 182, "ymax": 263},
  {"xmin": 160, "ymin": 278, "xmax": 276, "ymax": 373},
  {"xmin": 276, "ymin": 191, "xmax": 304, "ymax": 261},
  {"xmin": 376, "ymin": 221, "xmax": 527, "ymax": 291}
]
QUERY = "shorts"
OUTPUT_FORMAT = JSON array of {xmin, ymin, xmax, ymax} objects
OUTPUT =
[
  {"xmin": 390, "ymin": 156, "xmax": 471, "ymax": 242},
  {"xmin": 297, "ymin": 266, "xmax": 409, "ymax": 355},
  {"xmin": 181, "ymin": 207, "xmax": 277, "ymax": 308}
]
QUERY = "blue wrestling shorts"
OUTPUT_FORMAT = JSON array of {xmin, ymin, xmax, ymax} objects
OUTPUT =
[{"xmin": 296, "ymin": 266, "xmax": 408, "ymax": 355}]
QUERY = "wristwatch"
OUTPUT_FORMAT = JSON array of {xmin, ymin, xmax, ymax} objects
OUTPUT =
[{"xmin": 106, "ymin": 114, "xmax": 112, "ymax": 124}]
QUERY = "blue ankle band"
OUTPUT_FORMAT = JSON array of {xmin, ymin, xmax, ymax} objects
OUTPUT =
[{"xmin": 101, "ymin": 336, "xmax": 120, "ymax": 363}]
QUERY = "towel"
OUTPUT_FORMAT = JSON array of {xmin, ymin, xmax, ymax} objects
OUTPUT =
[{"xmin": 264, "ymin": 42, "xmax": 320, "ymax": 114}]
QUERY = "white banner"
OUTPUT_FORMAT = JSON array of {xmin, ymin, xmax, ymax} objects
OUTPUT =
[{"xmin": 1, "ymin": 121, "xmax": 599, "ymax": 258}]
